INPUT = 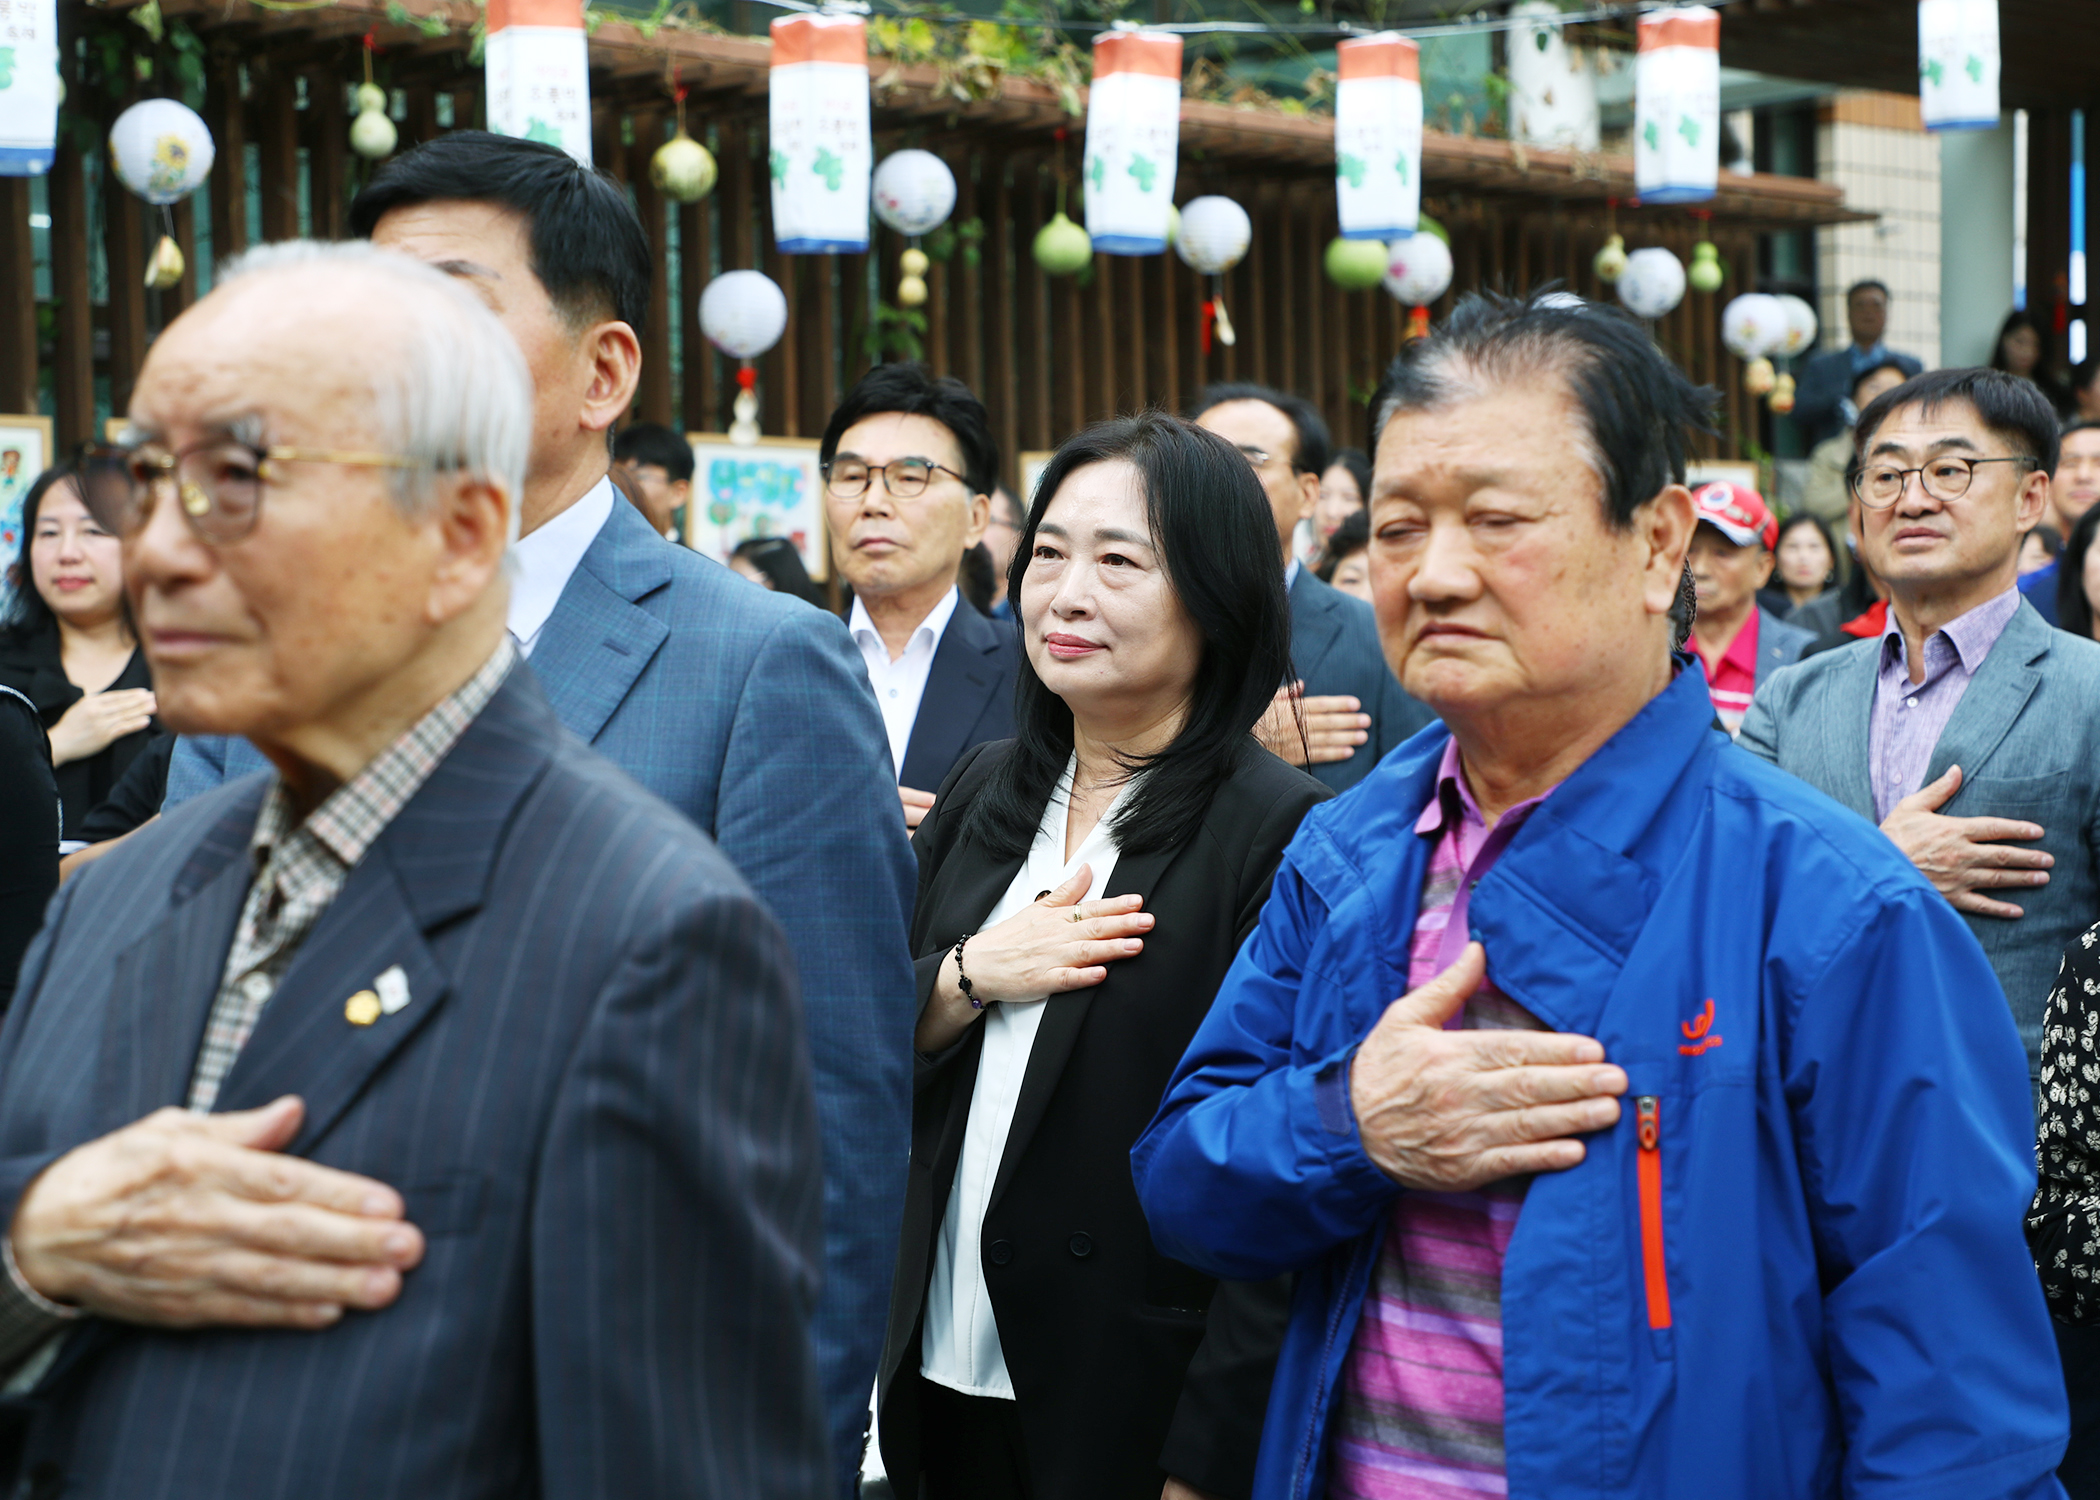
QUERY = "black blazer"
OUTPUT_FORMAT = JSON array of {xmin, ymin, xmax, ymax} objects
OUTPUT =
[
  {"xmin": 1289, "ymin": 569, "xmax": 1434, "ymax": 794},
  {"xmin": 0, "ymin": 621, "xmax": 156, "ymax": 838},
  {"xmin": 898, "ymin": 602, "xmax": 1020, "ymax": 793},
  {"xmin": 879, "ymin": 739, "xmax": 1328, "ymax": 1500}
]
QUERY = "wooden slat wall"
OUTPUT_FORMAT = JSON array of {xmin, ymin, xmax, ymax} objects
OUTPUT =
[{"xmin": 38, "ymin": 72, "xmax": 1757, "ymax": 475}]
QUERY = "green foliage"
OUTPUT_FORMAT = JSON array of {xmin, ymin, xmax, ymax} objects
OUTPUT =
[
  {"xmin": 923, "ymin": 216, "xmax": 984, "ymax": 269},
  {"xmin": 864, "ymin": 300, "xmax": 928, "ymax": 363}
]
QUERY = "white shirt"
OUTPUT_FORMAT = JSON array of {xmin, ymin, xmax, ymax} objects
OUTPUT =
[
  {"xmin": 507, "ymin": 478, "xmax": 617, "ymax": 656},
  {"xmin": 849, "ymin": 585, "xmax": 962, "ymax": 783},
  {"xmin": 920, "ymin": 760, "xmax": 1129, "ymax": 1398}
]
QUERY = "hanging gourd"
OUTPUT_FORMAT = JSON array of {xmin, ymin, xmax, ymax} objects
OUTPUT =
[
  {"xmin": 1688, "ymin": 240, "xmax": 1725, "ymax": 293},
  {"xmin": 1633, "ymin": 6, "xmax": 1720, "ymax": 205},
  {"xmin": 1176, "ymin": 196, "xmax": 1251, "ymax": 350},
  {"xmin": 1334, "ymin": 32, "xmax": 1422, "ymax": 244},
  {"xmin": 652, "ymin": 83, "xmax": 717, "ymax": 205},
  {"xmin": 769, "ymin": 13, "xmax": 872, "ymax": 253},
  {"xmin": 1082, "ymin": 26, "xmax": 1183, "ymax": 255},
  {"xmin": 872, "ymin": 149, "xmax": 956, "ymax": 309},
  {"xmin": 485, "ymin": 0, "xmax": 592, "ymax": 163},
  {"xmin": 1918, "ymin": 0, "xmax": 1999, "ymax": 131},
  {"xmin": 1325, "ymin": 237, "xmax": 1390, "ymax": 291},
  {"xmin": 1593, "ymin": 234, "xmax": 1629, "ymax": 283},
  {"xmin": 350, "ymin": 35, "xmax": 395, "ymax": 162},
  {"xmin": 700, "ymin": 271, "xmax": 790, "ymax": 446},
  {"xmin": 109, "ymin": 99, "xmax": 214, "ymax": 290},
  {"xmin": 1615, "ymin": 247, "xmax": 1686, "ymax": 319}
]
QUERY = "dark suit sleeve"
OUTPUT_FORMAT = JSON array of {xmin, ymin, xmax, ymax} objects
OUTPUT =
[
  {"xmin": 1159, "ymin": 769, "xmax": 1332, "ymax": 1499},
  {"xmin": 77, "ymin": 732, "xmax": 173, "ymax": 844},
  {"xmin": 1792, "ymin": 351, "xmax": 1847, "ymax": 441},
  {"xmin": 532, "ymin": 879, "xmax": 830, "ymax": 1500},
  {"xmin": 0, "ymin": 693, "xmax": 58, "ymax": 1016}
]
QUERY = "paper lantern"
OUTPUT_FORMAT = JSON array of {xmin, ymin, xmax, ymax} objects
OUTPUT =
[
  {"xmin": 1334, "ymin": 33, "xmax": 1422, "ymax": 241},
  {"xmin": 872, "ymin": 150, "xmax": 956, "ymax": 237},
  {"xmin": 484, "ymin": 0, "xmax": 592, "ymax": 164},
  {"xmin": 1175, "ymin": 196, "xmax": 1251, "ymax": 275},
  {"xmin": 770, "ymin": 14, "xmax": 872, "ymax": 254},
  {"xmin": 1508, "ymin": 0, "xmax": 1601, "ymax": 151},
  {"xmin": 1634, "ymin": 6, "xmax": 1719, "ymax": 205},
  {"xmin": 1722, "ymin": 294, "xmax": 1788, "ymax": 358},
  {"xmin": 1775, "ymin": 294, "xmax": 1819, "ymax": 357},
  {"xmin": 1082, "ymin": 28, "xmax": 1183, "ymax": 255},
  {"xmin": 1615, "ymin": 247, "xmax": 1686, "ymax": 319},
  {"xmin": 700, "ymin": 271, "xmax": 789, "ymax": 361},
  {"xmin": 0, "ymin": 0, "xmax": 59, "ymax": 177},
  {"xmin": 108, "ymin": 100, "xmax": 214, "ymax": 205},
  {"xmin": 1383, "ymin": 233, "xmax": 1453, "ymax": 306},
  {"xmin": 1919, "ymin": 0, "xmax": 1999, "ymax": 131}
]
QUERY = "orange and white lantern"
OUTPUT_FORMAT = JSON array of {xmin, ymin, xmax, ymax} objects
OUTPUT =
[
  {"xmin": 1634, "ymin": 5, "xmax": 1719, "ymax": 205},
  {"xmin": 1081, "ymin": 27, "xmax": 1183, "ymax": 256},
  {"xmin": 485, "ymin": 0, "xmax": 592, "ymax": 164},
  {"xmin": 1335, "ymin": 33, "xmax": 1422, "ymax": 242},
  {"xmin": 769, "ymin": 13, "xmax": 872, "ymax": 254}
]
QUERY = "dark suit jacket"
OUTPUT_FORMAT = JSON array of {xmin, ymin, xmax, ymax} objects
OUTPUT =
[
  {"xmin": 0, "ymin": 621, "xmax": 157, "ymax": 839},
  {"xmin": 1793, "ymin": 345, "xmax": 1925, "ymax": 447},
  {"xmin": 165, "ymin": 497, "xmax": 914, "ymax": 1494},
  {"xmin": 0, "ymin": 665, "xmax": 830, "ymax": 1499},
  {"xmin": 879, "ymin": 740, "xmax": 1328, "ymax": 1500},
  {"xmin": 898, "ymin": 603, "xmax": 1019, "ymax": 793},
  {"xmin": 1290, "ymin": 568, "xmax": 1435, "ymax": 792}
]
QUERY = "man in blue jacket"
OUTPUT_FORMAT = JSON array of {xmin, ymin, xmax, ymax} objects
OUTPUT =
[
  {"xmin": 159, "ymin": 134, "xmax": 914, "ymax": 1496},
  {"xmin": 1134, "ymin": 292, "xmax": 2067, "ymax": 1500}
]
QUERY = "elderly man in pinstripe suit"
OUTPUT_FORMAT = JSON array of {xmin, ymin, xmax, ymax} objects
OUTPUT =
[{"xmin": 0, "ymin": 242, "xmax": 828, "ymax": 1499}]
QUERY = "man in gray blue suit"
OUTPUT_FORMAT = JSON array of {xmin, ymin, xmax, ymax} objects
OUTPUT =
[
  {"xmin": 0, "ymin": 242, "xmax": 826, "ymax": 1496},
  {"xmin": 1741, "ymin": 367, "xmax": 2100, "ymax": 1077},
  {"xmin": 161, "ymin": 134, "xmax": 914, "ymax": 1494},
  {"xmin": 1194, "ymin": 385, "xmax": 1433, "ymax": 789}
]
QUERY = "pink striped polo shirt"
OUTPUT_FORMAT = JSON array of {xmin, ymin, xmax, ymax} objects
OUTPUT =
[{"xmin": 1327, "ymin": 739, "xmax": 1554, "ymax": 1500}]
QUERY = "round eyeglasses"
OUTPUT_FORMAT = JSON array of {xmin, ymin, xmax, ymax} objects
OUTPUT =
[
  {"xmin": 1849, "ymin": 455, "xmax": 2038, "ymax": 509},
  {"xmin": 821, "ymin": 457, "xmax": 964, "ymax": 500},
  {"xmin": 79, "ymin": 441, "xmax": 428, "ymax": 544}
]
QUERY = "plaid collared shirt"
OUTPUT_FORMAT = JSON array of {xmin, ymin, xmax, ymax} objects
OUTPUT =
[{"xmin": 0, "ymin": 638, "xmax": 516, "ymax": 1379}]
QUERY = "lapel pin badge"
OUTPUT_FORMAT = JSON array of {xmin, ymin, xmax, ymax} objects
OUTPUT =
[
  {"xmin": 344, "ymin": 990, "xmax": 381, "ymax": 1027},
  {"xmin": 374, "ymin": 965, "xmax": 411, "ymax": 1016}
]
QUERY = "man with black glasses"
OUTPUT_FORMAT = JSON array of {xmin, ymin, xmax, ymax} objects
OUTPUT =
[
  {"xmin": 1742, "ymin": 367, "xmax": 2100, "ymax": 1085},
  {"xmin": 821, "ymin": 363, "xmax": 1019, "ymax": 831}
]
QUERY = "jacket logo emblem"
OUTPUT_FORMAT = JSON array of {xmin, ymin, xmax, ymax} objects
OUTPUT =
[{"xmin": 1678, "ymin": 998, "xmax": 1723, "ymax": 1056}]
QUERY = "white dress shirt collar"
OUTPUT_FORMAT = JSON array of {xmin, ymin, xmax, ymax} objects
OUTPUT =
[
  {"xmin": 507, "ymin": 478, "xmax": 617, "ymax": 656},
  {"xmin": 849, "ymin": 586, "xmax": 963, "ymax": 783}
]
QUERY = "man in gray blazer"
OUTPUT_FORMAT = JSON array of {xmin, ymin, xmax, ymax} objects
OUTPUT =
[
  {"xmin": 0, "ymin": 244, "xmax": 825, "ymax": 1497},
  {"xmin": 1741, "ymin": 367, "xmax": 2100, "ymax": 1076},
  {"xmin": 1194, "ymin": 384, "xmax": 1434, "ymax": 790}
]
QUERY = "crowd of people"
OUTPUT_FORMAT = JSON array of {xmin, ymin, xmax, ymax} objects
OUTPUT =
[{"xmin": 0, "ymin": 127, "xmax": 2098, "ymax": 1500}]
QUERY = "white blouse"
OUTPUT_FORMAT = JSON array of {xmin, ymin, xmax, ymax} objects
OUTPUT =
[{"xmin": 919, "ymin": 759, "xmax": 1129, "ymax": 1399}]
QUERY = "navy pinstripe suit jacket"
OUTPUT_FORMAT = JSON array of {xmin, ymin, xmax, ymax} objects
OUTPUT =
[{"xmin": 0, "ymin": 665, "xmax": 829, "ymax": 1499}]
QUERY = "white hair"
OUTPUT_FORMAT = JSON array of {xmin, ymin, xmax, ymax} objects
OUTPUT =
[{"xmin": 214, "ymin": 240, "xmax": 533, "ymax": 543}]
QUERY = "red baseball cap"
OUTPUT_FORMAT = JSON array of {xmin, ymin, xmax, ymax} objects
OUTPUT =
[{"xmin": 1692, "ymin": 481, "xmax": 1777, "ymax": 550}]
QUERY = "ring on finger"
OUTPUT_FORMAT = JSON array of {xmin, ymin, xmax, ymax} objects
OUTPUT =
[{"xmin": 1070, "ymin": 911, "xmax": 1084, "ymax": 923}]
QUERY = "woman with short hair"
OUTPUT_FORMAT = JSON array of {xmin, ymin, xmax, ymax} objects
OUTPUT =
[{"xmin": 878, "ymin": 413, "xmax": 1328, "ymax": 1500}]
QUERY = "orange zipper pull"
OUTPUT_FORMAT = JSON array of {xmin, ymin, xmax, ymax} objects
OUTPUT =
[{"xmin": 1635, "ymin": 1095, "xmax": 1672, "ymax": 1330}]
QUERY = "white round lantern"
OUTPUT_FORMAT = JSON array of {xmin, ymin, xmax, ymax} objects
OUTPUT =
[
  {"xmin": 1174, "ymin": 196, "xmax": 1252, "ymax": 276},
  {"xmin": 871, "ymin": 149, "xmax": 957, "ymax": 238},
  {"xmin": 1615, "ymin": 247, "xmax": 1686, "ymax": 319},
  {"xmin": 1722, "ymin": 293, "xmax": 1789, "ymax": 359},
  {"xmin": 1775, "ymin": 294, "xmax": 1819, "ymax": 358},
  {"xmin": 108, "ymin": 99, "xmax": 215, "ymax": 206},
  {"xmin": 1383, "ymin": 232, "xmax": 1453, "ymax": 305},
  {"xmin": 699, "ymin": 271, "xmax": 789, "ymax": 361}
]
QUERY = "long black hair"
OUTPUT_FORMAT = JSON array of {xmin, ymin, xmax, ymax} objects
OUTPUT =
[
  {"xmin": 2060, "ymin": 503, "xmax": 2100, "ymax": 642},
  {"xmin": 963, "ymin": 413, "xmax": 1294, "ymax": 860},
  {"xmin": 730, "ymin": 535, "xmax": 824, "ymax": 608},
  {"xmin": 3, "ymin": 461, "xmax": 87, "ymax": 637}
]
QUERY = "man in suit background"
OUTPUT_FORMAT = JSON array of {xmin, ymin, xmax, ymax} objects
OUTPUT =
[
  {"xmin": 2018, "ymin": 420, "xmax": 2100, "ymax": 627},
  {"xmin": 159, "ymin": 132, "xmax": 914, "ymax": 1497},
  {"xmin": 1194, "ymin": 383, "xmax": 1434, "ymax": 791},
  {"xmin": 821, "ymin": 363, "xmax": 1019, "ymax": 831},
  {"xmin": 1741, "ymin": 367, "xmax": 2100, "ymax": 1079},
  {"xmin": 1791, "ymin": 280, "xmax": 1926, "ymax": 449},
  {"xmin": 0, "ymin": 241, "xmax": 827, "ymax": 1497},
  {"xmin": 1683, "ymin": 481, "xmax": 1813, "ymax": 735}
]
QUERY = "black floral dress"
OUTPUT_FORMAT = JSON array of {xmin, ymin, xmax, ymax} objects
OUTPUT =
[{"xmin": 2028, "ymin": 921, "xmax": 2100, "ymax": 1322}]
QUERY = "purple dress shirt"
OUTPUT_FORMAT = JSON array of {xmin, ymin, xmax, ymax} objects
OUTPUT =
[{"xmin": 1870, "ymin": 586, "xmax": 2023, "ymax": 821}]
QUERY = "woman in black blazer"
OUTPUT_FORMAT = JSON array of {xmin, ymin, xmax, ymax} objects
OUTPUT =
[{"xmin": 877, "ymin": 414, "xmax": 1331, "ymax": 1500}]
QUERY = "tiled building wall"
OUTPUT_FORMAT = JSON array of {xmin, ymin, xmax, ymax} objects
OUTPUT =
[{"xmin": 1815, "ymin": 92, "xmax": 1942, "ymax": 368}]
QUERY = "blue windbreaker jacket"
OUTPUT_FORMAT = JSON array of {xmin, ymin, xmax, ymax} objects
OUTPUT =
[{"xmin": 1133, "ymin": 665, "xmax": 2068, "ymax": 1500}]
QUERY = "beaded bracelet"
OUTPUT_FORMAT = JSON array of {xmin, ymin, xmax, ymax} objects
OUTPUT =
[{"xmin": 953, "ymin": 933, "xmax": 982, "ymax": 1010}]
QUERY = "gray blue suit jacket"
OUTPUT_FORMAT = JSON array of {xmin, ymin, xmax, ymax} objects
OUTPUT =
[
  {"xmin": 164, "ymin": 497, "xmax": 915, "ymax": 1492},
  {"xmin": 1739, "ymin": 599, "xmax": 2100, "ymax": 1070},
  {"xmin": 0, "ymin": 665, "xmax": 828, "ymax": 1498},
  {"xmin": 1752, "ymin": 608, "xmax": 1816, "ymax": 690},
  {"xmin": 1290, "ymin": 568, "xmax": 1436, "ymax": 792}
]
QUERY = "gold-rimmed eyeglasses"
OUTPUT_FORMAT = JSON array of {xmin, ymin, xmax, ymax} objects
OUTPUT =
[
  {"xmin": 80, "ymin": 441, "xmax": 430, "ymax": 543},
  {"xmin": 1849, "ymin": 455, "xmax": 2039, "ymax": 509}
]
